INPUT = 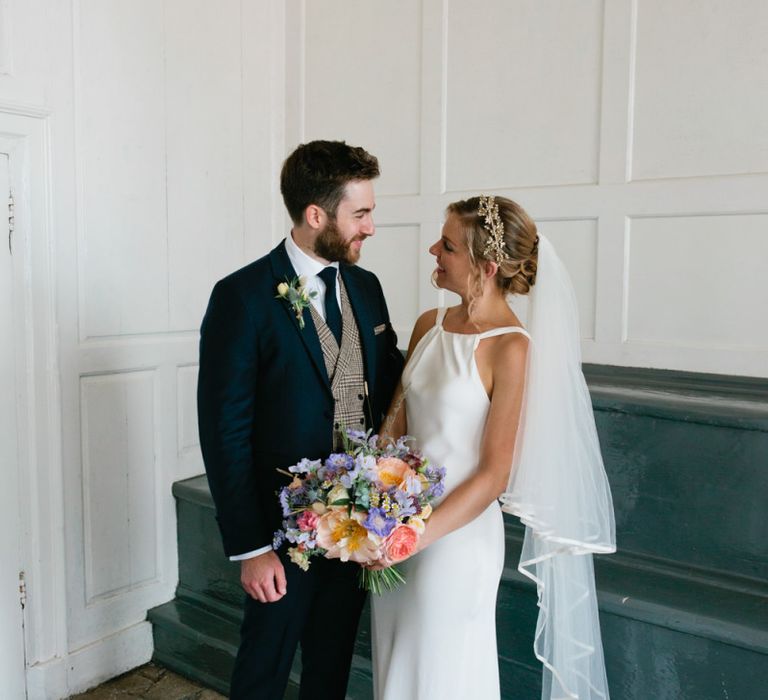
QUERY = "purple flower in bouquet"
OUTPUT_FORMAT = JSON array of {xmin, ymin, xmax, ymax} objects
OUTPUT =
[
  {"xmin": 279, "ymin": 489, "xmax": 291, "ymax": 517},
  {"xmin": 393, "ymin": 490, "xmax": 418, "ymax": 518},
  {"xmin": 403, "ymin": 473, "xmax": 423, "ymax": 496},
  {"xmin": 282, "ymin": 483, "xmax": 308, "ymax": 514},
  {"xmin": 320, "ymin": 453, "xmax": 355, "ymax": 480},
  {"xmin": 356, "ymin": 453, "xmax": 378, "ymax": 481},
  {"xmin": 393, "ymin": 435, "xmax": 411, "ymax": 452},
  {"xmin": 363, "ymin": 507, "xmax": 397, "ymax": 538},
  {"xmin": 290, "ymin": 457, "xmax": 322, "ymax": 475},
  {"xmin": 287, "ymin": 528, "xmax": 311, "ymax": 546},
  {"xmin": 424, "ymin": 465, "xmax": 447, "ymax": 499},
  {"xmin": 345, "ymin": 429, "xmax": 368, "ymax": 445}
]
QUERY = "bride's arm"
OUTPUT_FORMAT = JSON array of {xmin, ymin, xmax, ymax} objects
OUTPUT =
[
  {"xmin": 379, "ymin": 308, "xmax": 439, "ymax": 440},
  {"xmin": 416, "ymin": 332, "xmax": 528, "ymax": 551},
  {"xmin": 379, "ymin": 379, "xmax": 407, "ymax": 440}
]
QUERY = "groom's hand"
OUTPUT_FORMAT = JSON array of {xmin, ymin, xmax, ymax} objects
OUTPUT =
[{"xmin": 240, "ymin": 551, "xmax": 287, "ymax": 603}]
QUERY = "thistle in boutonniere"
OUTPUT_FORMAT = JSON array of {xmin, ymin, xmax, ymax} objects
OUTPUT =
[{"xmin": 276, "ymin": 276, "xmax": 317, "ymax": 329}]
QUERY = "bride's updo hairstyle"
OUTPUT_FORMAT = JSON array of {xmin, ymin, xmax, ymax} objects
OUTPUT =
[{"xmin": 446, "ymin": 196, "xmax": 539, "ymax": 302}]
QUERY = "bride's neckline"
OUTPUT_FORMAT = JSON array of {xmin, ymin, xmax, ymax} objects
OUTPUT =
[{"xmin": 438, "ymin": 309, "xmax": 525, "ymax": 337}]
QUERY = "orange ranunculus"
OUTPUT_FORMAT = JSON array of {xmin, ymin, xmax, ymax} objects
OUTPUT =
[
  {"xmin": 315, "ymin": 508, "xmax": 381, "ymax": 564},
  {"xmin": 376, "ymin": 457, "xmax": 418, "ymax": 490},
  {"xmin": 383, "ymin": 524, "xmax": 419, "ymax": 563}
]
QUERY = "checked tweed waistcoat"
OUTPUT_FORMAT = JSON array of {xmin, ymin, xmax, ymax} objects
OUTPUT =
[{"xmin": 309, "ymin": 276, "xmax": 367, "ymax": 447}]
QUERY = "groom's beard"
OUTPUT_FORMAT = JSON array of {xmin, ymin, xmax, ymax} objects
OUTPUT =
[{"xmin": 314, "ymin": 218, "xmax": 363, "ymax": 264}]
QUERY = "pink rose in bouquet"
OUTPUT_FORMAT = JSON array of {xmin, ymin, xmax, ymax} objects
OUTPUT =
[
  {"xmin": 383, "ymin": 524, "xmax": 420, "ymax": 563},
  {"xmin": 296, "ymin": 510, "xmax": 319, "ymax": 532}
]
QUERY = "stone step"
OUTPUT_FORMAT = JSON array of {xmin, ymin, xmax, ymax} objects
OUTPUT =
[
  {"xmin": 149, "ymin": 598, "xmax": 238, "ymax": 697},
  {"xmin": 151, "ymin": 366, "xmax": 768, "ymax": 699},
  {"xmin": 149, "ymin": 595, "xmax": 373, "ymax": 700},
  {"xmin": 154, "ymin": 476, "xmax": 768, "ymax": 699}
]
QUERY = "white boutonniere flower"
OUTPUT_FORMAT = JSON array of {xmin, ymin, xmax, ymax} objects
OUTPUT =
[{"xmin": 276, "ymin": 276, "xmax": 317, "ymax": 329}]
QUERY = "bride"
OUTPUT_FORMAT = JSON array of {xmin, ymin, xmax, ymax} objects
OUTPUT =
[{"xmin": 371, "ymin": 195, "xmax": 615, "ymax": 700}]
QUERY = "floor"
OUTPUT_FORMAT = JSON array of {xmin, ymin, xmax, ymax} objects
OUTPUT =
[{"xmin": 68, "ymin": 663, "xmax": 226, "ymax": 700}]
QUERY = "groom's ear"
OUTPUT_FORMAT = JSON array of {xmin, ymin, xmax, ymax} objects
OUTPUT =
[{"xmin": 304, "ymin": 204, "xmax": 326, "ymax": 231}]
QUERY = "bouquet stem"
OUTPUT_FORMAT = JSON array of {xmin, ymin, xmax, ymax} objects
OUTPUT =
[{"xmin": 359, "ymin": 566, "xmax": 406, "ymax": 594}]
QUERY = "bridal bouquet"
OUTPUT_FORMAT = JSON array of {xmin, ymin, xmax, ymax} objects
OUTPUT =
[{"xmin": 273, "ymin": 429, "xmax": 446, "ymax": 594}]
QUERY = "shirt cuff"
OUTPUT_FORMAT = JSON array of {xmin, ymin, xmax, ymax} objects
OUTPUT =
[{"xmin": 229, "ymin": 544, "xmax": 273, "ymax": 561}]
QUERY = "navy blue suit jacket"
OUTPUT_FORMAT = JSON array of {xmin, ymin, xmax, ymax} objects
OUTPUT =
[{"xmin": 198, "ymin": 240, "xmax": 404, "ymax": 557}]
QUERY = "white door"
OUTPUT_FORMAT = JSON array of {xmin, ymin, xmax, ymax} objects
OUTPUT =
[{"xmin": 0, "ymin": 152, "xmax": 27, "ymax": 699}]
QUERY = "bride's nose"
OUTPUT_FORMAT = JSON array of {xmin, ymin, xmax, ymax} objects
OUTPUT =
[{"xmin": 428, "ymin": 241, "xmax": 440, "ymax": 255}]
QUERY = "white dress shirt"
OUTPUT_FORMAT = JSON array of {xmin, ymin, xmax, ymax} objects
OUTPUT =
[
  {"xmin": 284, "ymin": 231, "xmax": 341, "ymax": 317},
  {"xmin": 230, "ymin": 233, "xmax": 340, "ymax": 561}
]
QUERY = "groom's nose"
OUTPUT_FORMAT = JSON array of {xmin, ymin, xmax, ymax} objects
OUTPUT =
[{"xmin": 360, "ymin": 214, "xmax": 375, "ymax": 236}]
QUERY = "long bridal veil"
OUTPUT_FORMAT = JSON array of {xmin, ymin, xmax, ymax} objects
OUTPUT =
[{"xmin": 500, "ymin": 235, "xmax": 616, "ymax": 700}]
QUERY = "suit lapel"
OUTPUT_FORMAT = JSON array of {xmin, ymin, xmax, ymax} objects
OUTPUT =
[
  {"xmin": 339, "ymin": 265, "xmax": 376, "ymax": 392},
  {"xmin": 269, "ymin": 241, "xmax": 331, "ymax": 393}
]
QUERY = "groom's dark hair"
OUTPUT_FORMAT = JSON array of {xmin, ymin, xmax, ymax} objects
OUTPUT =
[{"xmin": 280, "ymin": 140, "xmax": 379, "ymax": 224}]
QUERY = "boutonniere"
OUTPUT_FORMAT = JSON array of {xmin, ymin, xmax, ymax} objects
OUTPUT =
[{"xmin": 276, "ymin": 276, "xmax": 317, "ymax": 329}]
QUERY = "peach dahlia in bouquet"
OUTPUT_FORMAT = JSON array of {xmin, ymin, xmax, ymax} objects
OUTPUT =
[{"xmin": 274, "ymin": 429, "xmax": 446, "ymax": 593}]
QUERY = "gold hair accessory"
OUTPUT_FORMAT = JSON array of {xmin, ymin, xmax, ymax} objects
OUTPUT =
[{"xmin": 478, "ymin": 195, "xmax": 509, "ymax": 264}]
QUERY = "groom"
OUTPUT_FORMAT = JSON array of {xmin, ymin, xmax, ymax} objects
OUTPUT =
[{"xmin": 197, "ymin": 140, "xmax": 404, "ymax": 699}]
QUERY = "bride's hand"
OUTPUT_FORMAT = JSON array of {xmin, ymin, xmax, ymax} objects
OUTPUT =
[
  {"xmin": 365, "ymin": 561, "xmax": 387, "ymax": 571},
  {"xmin": 374, "ymin": 434, "xmax": 393, "ymax": 450}
]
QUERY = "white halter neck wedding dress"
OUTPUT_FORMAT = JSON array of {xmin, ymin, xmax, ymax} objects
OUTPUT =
[{"xmin": 371, "ymin": 307, "xmax": 530, "ymax": 700}]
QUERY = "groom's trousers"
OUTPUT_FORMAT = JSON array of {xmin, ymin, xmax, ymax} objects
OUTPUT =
[{"xmin": 229, "ymin": 549, "xmax": 367, "ymax": 700}]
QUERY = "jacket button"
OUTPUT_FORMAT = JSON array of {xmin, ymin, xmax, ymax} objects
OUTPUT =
[
  {"xmin": 358, "ymin": 394, "xmax": 364, "ymax": 401},
  {"xmin": 334, "ymin": 422, "xmax": 340, "ymax": 429},
  {"xmin": 359, "ymin": 418, "xmax": 365, "ymax": 425}
]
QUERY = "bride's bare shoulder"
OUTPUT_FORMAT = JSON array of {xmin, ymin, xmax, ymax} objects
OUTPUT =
[
  {"xmin": 406, "ymin": 308, "xmax": 440, "ymax": 355},
  {"xmin": 415, "ymin": 307, "xmax": 439, "ymax": 330}
]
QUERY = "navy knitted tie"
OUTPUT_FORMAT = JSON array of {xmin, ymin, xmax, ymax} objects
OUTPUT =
[{"xmin": 318, "ymin": 266, "xmax": 342, "ymax": 345}]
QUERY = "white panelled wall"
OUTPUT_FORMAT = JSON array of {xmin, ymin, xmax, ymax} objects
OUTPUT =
[
  {"xmin": 1, "ymin": 0, "xmax": 285, "ymax": 697},
  {"xmin": 1, "ymin": 1, "xmax": 766, "ymax": 698},
  {"xmin": 297, "ymin": 0, "xmax": 768, "ymax": 378}
]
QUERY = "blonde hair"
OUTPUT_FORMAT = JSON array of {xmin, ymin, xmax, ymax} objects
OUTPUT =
[{"xmin": 446, "ymin": 196, "xmax": 538, "ymax": 317}]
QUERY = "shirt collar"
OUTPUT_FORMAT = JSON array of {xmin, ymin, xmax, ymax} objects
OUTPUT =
[{"xmin": 285, "ymin": 231, "xmax": 339, "ymax": 279}]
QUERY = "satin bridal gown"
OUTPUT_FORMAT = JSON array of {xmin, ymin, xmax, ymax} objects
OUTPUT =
[{"xmin": 371, "ymin": 307, "xmax": 530, "ymax": 700}]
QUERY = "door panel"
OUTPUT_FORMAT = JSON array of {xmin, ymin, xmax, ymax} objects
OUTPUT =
[{"xmin": 0, "ymin": 152, "xmax": 27, "ymax": 697}]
